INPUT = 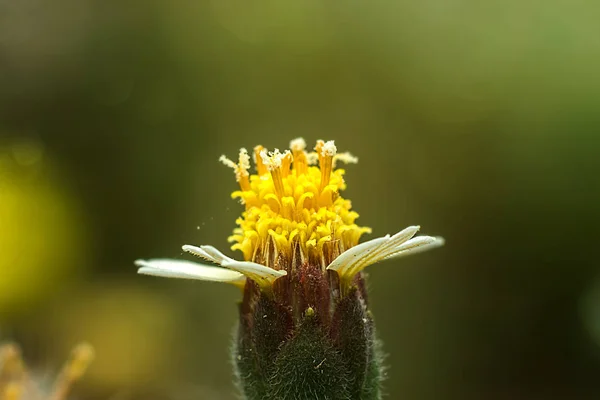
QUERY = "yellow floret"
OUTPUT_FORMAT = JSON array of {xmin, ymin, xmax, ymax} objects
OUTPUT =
[{"xmin": 222, "ymin": 139, "xmax": 370, "ymax": 265}]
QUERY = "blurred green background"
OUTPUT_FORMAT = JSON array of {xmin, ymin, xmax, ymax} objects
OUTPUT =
[{"xmin": 1, "ymin": 0, "xmax": 600, "ymax": 399}]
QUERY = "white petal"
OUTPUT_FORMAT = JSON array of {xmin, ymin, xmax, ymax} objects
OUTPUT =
[
  {"xmin": 326, "ymin": 226, "xmax": 444, "ymax": 282},
  {"xmin": 384, "ymin": 236, "xmax": 445, "ymax": 259},
  {"xmin": 357, "ymin": 225, "xmax": 420, "ymax": 270},
  {"xmin": 325, "ymin": 235, "xmax": 390, "ymax": 274},
  {"xmin": 326, "ymin": 226, "xmax": 419, "ymax": 278},
  {"xmin": 182, "ymin": 244, "xmax": 286, "ymax": 287},
  {"xmin": 135, "ymin": 259, "xmax": 245, "ymax": 286},
  {"xmin": 182, "ymin": 244, "xmax": 232, "ymax": 265}
]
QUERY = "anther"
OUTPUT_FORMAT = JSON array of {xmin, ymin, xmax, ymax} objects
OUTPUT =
[
  {"xmin": 237, "ymin": 148, "xmax": 251, "ymax": 191},
  {"xmin": 220, "ymin": 150, "xmax": 251, "ymax": 192},
  {"xmin": 261, "ymin": 149, "xmax": 287, "ymax": 198},
  {"xmin": 290, "ymin": 137, "xmax": 306, "ymax": 152}
]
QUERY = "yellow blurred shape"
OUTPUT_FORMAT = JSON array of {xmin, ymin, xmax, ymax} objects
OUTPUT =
[
  {"xmin": 48, "ymin": 343, "xmax": 95, "ymax": 400},
  {"xmin": 1, "ymin": 382, "xmax": 22, "ymax": 400},
  {"xmin": 0, "ymin": 341, "xmax": 94, "ymax": 400},
  {"xmin": 0, "ymin": 141, "xmax": 86, "ymax": 312}
]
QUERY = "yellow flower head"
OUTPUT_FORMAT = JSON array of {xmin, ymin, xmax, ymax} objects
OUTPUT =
[{"xmin": 220, "ymin": 138, "xmax": 369, "ymax": 268}]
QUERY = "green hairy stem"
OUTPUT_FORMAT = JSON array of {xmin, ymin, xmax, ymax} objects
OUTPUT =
[{"xmin": 233, "ymin": 287, "xmax": 385, "ymax": 400}]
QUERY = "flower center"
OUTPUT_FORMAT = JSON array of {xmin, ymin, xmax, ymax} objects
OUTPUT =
[{"xmin": 221, "ymin": 138, "xmax": 371, "ymax": 268}]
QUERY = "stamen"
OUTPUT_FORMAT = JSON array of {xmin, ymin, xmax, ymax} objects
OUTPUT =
[
  {"xmin": 261, "ymin": 149, "xmax": 287, "ymax": 198},
  {"xmin": 321, "ymin": 140, "xmax": 337, "ymax": 157},
  {"xmin": 289, "ymin": 137, "xmax": 306, "ymax": 152},
  {"xmin": 315, "ymin": 140, "xmax": 325, "ymax": 167},
  {"xmin": 290, "ymin": 137, "xmax": 308, "ymax": 175},
  {"xmin": 219, "ymin": 154, "xmax": 237, "ymax": 170},
  {"xmin": 238, "ymin": 148, "xmax": 251, "ymax": 172},
  {"xmin": 219, "ymin": 150, "xmax": 251, "ymax": 191},
  {"xmin": 253, "ymin": 145, "xmax": 268, "ymax": 175},
  {"xmin": 261, "ymin": 148, "xmax": 283, "ymax": 169},
  {"xmin": 271, "ymin": 168, "xmax": 285, "ymax": 198},
  {"xmin": 333, "ymin": 152, "xmax": 358, "ymax": 167},
  {"xmin": 318, "ymin": 140, "xmax": 337, "ymax": 191},
  {"xmin": 237, "ymin": 148, "xmax": 251, "ymax": 191}
]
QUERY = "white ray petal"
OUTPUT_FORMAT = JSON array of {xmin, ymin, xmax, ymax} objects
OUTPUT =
[
  {"xmin": 326, "ymin": 226, "xmax": 420, "ymax": 277},
  {"xmin": 325, "ymin": 235, "xmax": 390, "ymax": 274},
  {"xmin": 384, "ymin": 236, "xmax": 445, "ymax": 260},
  {"xmin": 135, "ymin": 259, "xmax": 246, "ymax": 287},
  {"xmin": 182, "ymin": 244, "xmax": 232, "ymax": 265},
  {"xmin": 326, "ymin": 226, "xmax": 444, "ymax": 283},
  {"xmin": 357, "ymin": 225, "xmax": 420, "ymax": 270},
  {"xmin": 182, "ymin": 244, "xmax": 286, "ymax": 287}
]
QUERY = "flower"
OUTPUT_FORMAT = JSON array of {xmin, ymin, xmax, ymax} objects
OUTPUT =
[{"xmin": 135, "ymin": 138, "xmax": 444, "ymax": 400}]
